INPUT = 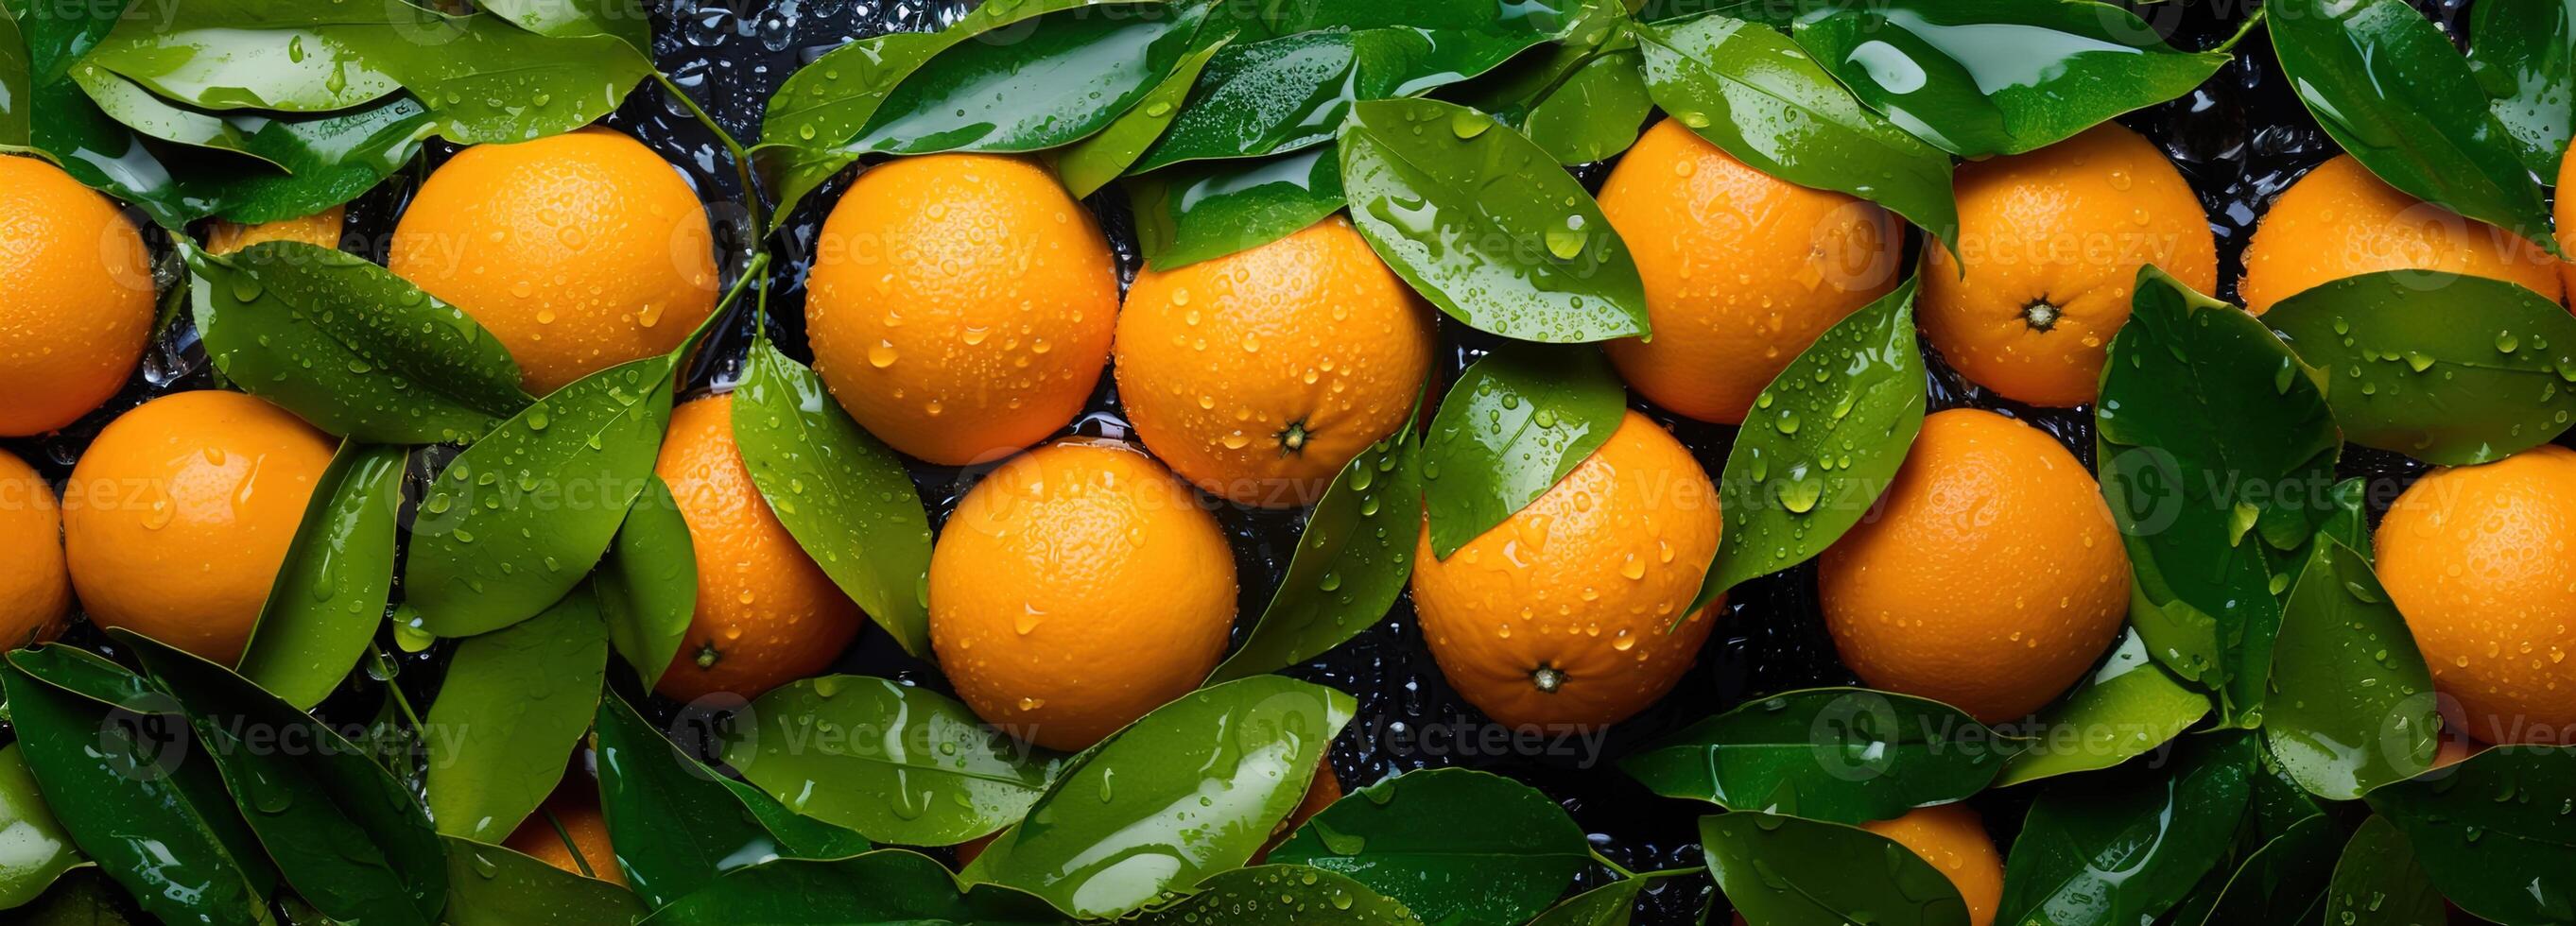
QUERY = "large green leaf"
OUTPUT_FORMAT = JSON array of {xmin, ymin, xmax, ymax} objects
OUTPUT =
[
  {"xmin": 425, "ymin": 590, "xmax": 610, "ymax": 844},
  {"xmin": 441, "ymin": 835, "xmax": 648, "ymax": 926},
  {"xmin": 1339, "ymin": 97, "xmax": 1650, "ymax": 343},
  {"xmin": 235, "ymin": 441, "xmax": 405, "ymax": 710},
  {"xmin": 1525, "ymin": 879, "xmax": 1644, "ymax": 926},
  {"xmin": 852, "ymin": 2, "xmax": 1206, "ymax": 155},
  {"xmin": 964, "ymin": 677, "xmax": 1355, "ymax": 918},
  {"xmin": 639, "ymin": 850, "xmax": 1063, "ymax": 925},
  {"xmin": 2470, "ymin": 0, "xmax": 2576, "ymax": 177},
  {"xmin": 1699, "ymin": 812, "xmax": 1970, "ymax": 926},
  {"xmin": 594, "ymin": 474, "xmax": 696, "ymax": 687},
  {"xmin": 2192, "ymin": 814, "xmax": 2340, "ymax": 926},
  {"xmin": 1994, "ymin": 629, "xmax": 2209, "ymax": 787},
  {"xmin": 1620, "ymin": 688, "xmax": 2007, "ymax": 824},
  {"xmin": 2323, "ymin": 816, "xmax": 2445, "ymax": 926},
  {"xmin": 1208, "ymin": 403, "xmax": 1423, "ymax": 682},
  {"xmin": 2264, "ymin": 538, "xmax": 2438, "ymax": 801},
  {"xmin": 1130, "ymin": 866, "xmax": 1424, "ymax": 925},
  {"xmin": 723, "ymin": 676, "xmax": 1062, "ymax": 847},
  {"xmin": 2266, "ymin": 270, "xmax": 2576, "ymax": 464},
  {"xmin": 1130, "ymin": 146, "xmax": 1346, "ymax": 271},
  {"xmin": 594, "ymin": 694, "xmax": 871, "ymax": 909},
  {"xmin": 2366, "ymin": 746, "xmax": 2576, "ymax": 925},
  {"xmin": 1270, "ymin": 768, "xmax": 1587, "ymax": 926},
  {"xmin": 1421, "ymin": 345, "xmax": 1627, "ymax": 558},
  {"xmin": 1997, "ymin": 732, "xmax": 2256, "ymax": 926},
  {"xmin": 1054, "ymin": 32, "xmax": 1232, "ymax": 198},
  {"xmin": 0, "ymin": 744, "xmax": 81, "ymax": 910}
]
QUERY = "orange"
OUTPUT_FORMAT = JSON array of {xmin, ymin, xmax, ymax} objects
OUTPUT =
[
  {"xmin": 1819, "ymin": 408, "xmax": 2128, "ymax": 724},
  {"xmin": 1409, "ymin": 411, "xmax": 1722, "ymax": 729},
  {"xmin": 0, "ymin": 450, "xmax": 72, "ymax": 649},
  {"xmin": 927, "ymin": 439, "xmax": 1235, "ymax": 750},
  {"xmin": 503, "ymin": 789, "xmax": 625, "ymax": 886},
  {"xmin": 389, "ymin": 127, "xmax": 717, "ymax": 395},
  {"xmin": 2375, "ymin": 445, "xmax": 2576, "ymax": 745},
  {"xmin": 205, "ymin": 206, "xmax": 345, "ymax": 254},
  {"xmin": 0, "ymin": 155, "xmax": 154, "ymax": 437},
  {"xmin": 651, "ymin": 394, "xmax": 866, "ymax": 703},
  {"xmin": 806, "ymin": 155, "xmax": 1117, "ymax": 466},
  {"xmin": 1599, "ymin": 119, "xmax": 1902, "ymax": 424},
  {"xmin": 1114, "ymin": 216, "xmax": 1433, "ymax": 506},
  {"xmin": 2246, "ymin": 154, "xmax": 2561, "ymax": 315},
  {"xmin": 1255, "ymin": 759, "xmax": 1341, "ymax": 863},
  {"xmin": 1920, "ymin": 123, "xmax": 2217, "ymax": 407},
  {"xmin": 1861, "ymin": 805, "xmax": 2003, "ymax": 926},
  {"xmin": 62, "ymin": 391, "xmax": 334, "ymax": 662}
]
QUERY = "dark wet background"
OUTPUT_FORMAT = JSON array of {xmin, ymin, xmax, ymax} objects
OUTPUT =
[{"xmin": 1, "ymin": 0, "xmax": 2496, "ymax": 921}]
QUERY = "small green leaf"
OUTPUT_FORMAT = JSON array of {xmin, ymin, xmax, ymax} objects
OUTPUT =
[
  {"xmin": 2265, "ymin": 537, "xmax": 2438, "ymax": 800},
  {"xmin": 2323, "ymin": 816, "xmax": 2445, "ymax": 926},
  {"xmin": 425, "ymin": 590, "xmax": 610, "ymax": 844},
  {"xmin": 1208, "ymin": 404, "xmax": 1423, "ymax": 682},
  {"xmin": 2366, "ymin": 746, "xmax": 2576, "ymax": 926},
  {"xmin": 440, "ymin": 835, "xmax": 648, "ymax": 926},
  {"xmin": 1130, "ymin": 146, "xmax": 1346, "ymax": 271},
  {"xmin": 1520, "ymin": 48, "xmax": 1652, "ymax": 165},
  {"xmin": 1526, "ymin": 878, "xmax": 1645, "ymax": 926},
  {"xmin": 1994, "ymin": 629, "xmax": 2209, "ymax": 787},
  {"xmin": 757, "ymin": 29, "xmax": 957, "ymax": 226},
  {"xmin": 2266, "ymin": 270, "xmax": 2576, "ymax": 464},
  {"xmin": 638, "ymin": 850, "xmax": 1063, "ymax": 925},
  {"xmin": 1422, "ymin": 345, "xmax": 1627, "ymax": 558},
  {"xmin": 1997, "ymin": 731, "xmax": 2255, "ymax": 926},
  {"xmin": 1620, "ymin": 687, "xmax": 2007, "ymax": 824},
  {"xmin": 70, "ymin": 62, "xmax": 285, "ymax": 166},
  {"xmin": 594, "ymin": 694, "xmax": 864, "ymax": 909},
  {"xmin": 724, "ymin": 676, "xmax": 1062, "ymax": 847},
  {"xmin": 1270, "ymin": 768, "xmax": 1586, "ymax": 926},
  {"xmin": 1054, "ymin": 32, "xmax": 1232, "ymax": 198},
  {"xmin": 0, "ymin": 4, "xmax": 26, "ymax": 148},
  {"xmin": 854, "ymin": 2, "xmax": 1207, "ymax": 155},
  {"xmin": 2469, "ymin": 0, "xmax": 2576, "ymax": 178},
  {"xmin": 1700, "ymin": 812, "xmax": 1970, "ymax": 926},
  {"xmin": 595, "ymin": 474, "xmax": 697, "ymax": 687},
  {"xmin": 1339, "ymin": 97, "xmax": 1650, "ymax": 343},
  {"xmin": 475, "ymin": 0, "xmax": 648, "ymax": 52},
  {"xmin": 1131, "ymin": 866, "xmax": 1425, "ymax": 925},
  {"xmin": 0, "ymin": 744, "xmax": 81, "ymax": 910},
  {"xmin": 236, "ymin": 441, "xmax": 405, "ymax": 710}
]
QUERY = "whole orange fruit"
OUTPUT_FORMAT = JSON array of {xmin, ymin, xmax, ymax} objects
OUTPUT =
[
  {"xmin": 1115, "ymin": 216, "xmax": 1433, "ymax": 506},
  {"xmin": 0, "ymin": 155, "xmax": 154, "ymax": 437},
  {"xmin": 1820, "ymin": 408, "xmax": 2128, "ymax": 724},
  {"xmin": 651, "ymin": 394, "xmax": 866, "ymax": 703},
  {"xmin": 389, "ymin": 127, "xmax": 717, "ymax": 395},
  {"xmin": 205, "ymin": 206, "xmax": 345, "ymax": 254},
  {"xmin": 0, "ymin": 449, "xmax": 72, "ymax": 649},
  {"xmin": 503, "ymin": 788, "xmax": 625, "ymax": 885},
  {"xmin": 806, "ymin": 155, "xmax": 1117, "ymax": 467},
  {"xmin": 1862, "ymin": 805, "xmax": 2003, "ymax": 926},
  {"xmin": 2245, "ymin": 154, "xmax": 2560, "ymax": 315},
  {"xmin": 63, "ymin": 390, "xmax": 334, "ymax": 662},
  {"xmin": 1920, "ymin": 123, "xmax": 2217, "ymax": 407},
  {"xmin": 1409, "ymin": 411, "xmax": 1722, "ymax": 729},
  {"xmin": 2375, "ymin": 445, "xmax": 2576, "ymax": 745},
  {"xmin": 927, "ymin": 438, "xmax": 1235, "ymax": 750},
  {"xmin": 1599, "ymin": 119, "xmax": 1902, "ymax": 424}
]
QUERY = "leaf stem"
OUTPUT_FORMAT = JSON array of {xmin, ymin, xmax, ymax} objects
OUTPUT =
[
  {"xmin": 652, "ymin": 70, "xmax": 769, "ymax": 242},
  {"xmin": 2217, "ymin": 8, "xmax": 2267, "ymax": 54}
]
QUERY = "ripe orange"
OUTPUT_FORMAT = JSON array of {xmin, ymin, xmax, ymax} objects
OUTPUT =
[
  {"xmin": 0, "ymin": 449, "xmax": 72, "ymax": 649},
  {"xmin": 205, "ymin": 206, "xmax": 345, "ymax": 254},
  {"xmin": 806, "ymin": 155, "xmax": 1117, "ymax": 467},
  {"xmin": 1409, "ymin": 411, "xmax": 1722, "ymax": 729},
  {"xmin": 2245, "ymin": 154, "xmax": 2561, "ymax": 315},
  {"xmin": 62, "ymin": 390, "xmax": 334, "ymax": 662},
  {"xmin": 503, "ymin": 789, "xmax": 625, "ymax": 885},
  {"xmin": 0, "ymin": 155, "xmax": 154, "ymax": 437},
  {"xmin": 389, "ymin": 127, "xmax": 717, "ymax": 395},
  {"xmin": 1819, "ymin": 408, "xmax": 2128, "ymax": 724},
  {"xmin": 1115, "ymin": 217, "xmax": 1433, "ymax": 507},
  {"xmin": 1598, "ymin": 119, "xmax": 1902, "ymax": 424},
  {"xmin": 927, "ymin": 438, "xmax": 1236, "ymax": 750},
  {"xmin": 651, "ymin": 394, "xmax": 866, "ymax": 703},
  {"xmin": 2375, "ymin": 445, "xmax": 2576, "ymax": 745},
  {"xmin": 1919, "ymin": 123, "xmax": 2217, "ymax": 407},
  {"xmin": 1861, "ymin": 805, "xmax": 2003, "ymax": 926}
]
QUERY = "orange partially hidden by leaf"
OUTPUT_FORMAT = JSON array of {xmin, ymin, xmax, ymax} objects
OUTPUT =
[
  {"xmin": 504, "ymin": 789, "xmax": 626, "ymax": 886},
  {"xmin": 2245, "ymin": 154, "xmax": 2561, "ymax": 316},
  {"xmin": 1861, "ymin": 805, "xmax": 2003, "ymax": 926},
  {"xmin": 205, "ymin": 206, "xmax": 346, "ymax": 254},
  {"xmin": 0, "ymin": 449, "xmax": 73, "ymax": 650},
  {"xmin": 0, "ymin": 155, "xmax": 155, "ymax": 437},
  {"xmin": 2375, "ymin": 445, "xmax": 2576, "ymax": 746},
  {"xmin": 1255, "ymin": 759, "xmax": 1342, "ymax": 864}
]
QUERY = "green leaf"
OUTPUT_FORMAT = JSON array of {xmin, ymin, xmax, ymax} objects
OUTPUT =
[
  {"xmin": 0, "ymin": 744, "xmax": 81, "ymax": 910},
  {"xmin": 1521, "ymin": 49, "xmax": 1653, "ymax": 165},
  {"xmin": 723, "ymin": 676, "xmax": 1062, "ymax": 847},
  {"xmin": 124, "ymin": 631, "xmax": 445, "ymax": 925},
  {"xmin": 0, "ymin": 647, "xmax": 278, "ymax": 926},
  {"xmin": 1631, "ymin": 12, "xmax": 1958, "ymax": 247},
  {"xmin": 2323, "ymin": 816, "xmax": 2445, "ymax": 926},
  {"xmin": 1997, "ymin": 731, "xmax": 2255, "ymax": 926},
  {"xmin": 2264, "ymin": 537, "xmax": 2438, "ymax": 801},
  {"xmin": 1052, "ymin": 32, "xmax": 1231, "ymax": 198},
  {"xmin": 1270, "ymin": 768, "xmax": 1585, "ymax": 925},
  {"xmin": 1207, "ymin": 403, "xmax": 1424, "ymax": 682},
  {"xmin": 854, "ymin": 3, "xmax": 1207, "ymax": 155},
  {"xmin": 425, "ymin": 590, "xmax": 610, "ymax": 844},
  {"xmin": 186, "ymin": 241, "xmax": 532, "ymax": 444},
  {"xmin": 1699, "ymin": 812, "xmax": 1970, "ymax": 926},
  {"xmin": 1690, "ymin": 278, "xmax": 1924, "ymax": 610},
  {"xmin": 2366, "ymin": 746, "xmax": 2576, "ymax": 925},
  {"xmin": 2266, "ymin": 270, "xmax": 2576, "ymax": 464},
  {"xmin": 2270, "ymin": 0, "xmax": 2559, "ymax": 254},
  {"xmin": 638, "ymin": 849, "xmax": 1064, "ymax": 925},
  {"xmin": 2194, "ymin": 814, "xmax": 2340, "ymax": 926},
  {"xmin": 2469, "ymin": 0, "xmax": 2576, "ymax": 178},
  {"xmin": 1619, "ymin": 687, "xmax": 2008, "ymax": 824},
  {"xmin": 965, "ymin": 676, "xmax": 1355, "ymax": 918},
  {"xmin": 441, "ymin": 835, "xmax": 648, "ymax": 926},
  {"xmin": 1525, "ymin": 878, "xmax": 1644, "ymax": 926},
  {"xmin": 69, "ymin": 62, "xmax": 285, "ymax": 166},
  {"xmin": 0, "ymin": 4, "xmax": 26, "ymax": 148},
  {"xmin": 190, "ymin": 94, "xmax": 434, "ymax": 225},
  {"xmin": 731, "ymin": 338, "xmax": 935, "ymax": 659},
  {"xmin": 1994, "ymin": 629, "xmax": 2209, "ymax": 787},
  {"xmin": 1130, "ymin": 146, "xmax": 1346, "ymax": 271},
  {"xmin": 595, "ymin": 694, "xmax": 868, "ymax": 908},
  {"xmin": 714, "ymin": 776, "xmax": 873, "ymax": 861},
  {"xmin": 1339, "ymin": 97, "xmax": 1650, "ymax": 343},
  {"xmin": 2097, "ymin": 267, "xmax": 2340, "ymax": 726},
  {"xmin": 595, "ymin": 474, "xmax": 696, "ymax": 687},
  {"xmin": 475, "ymin": 0, "xmax": 648, "ymax": 52},
  {"xmin": 234, "ymin": 441, "xmax": 404, "ymax": 710},
  {"xmin": 406, "ymin": 355, "xmax": 676, "ymax": 638},
  {"xmin": 758, "ymin": 29, "xmax": 954, "ymax": 226},
  {"xmin": 1421, "ymin": 344, "xmax": 1627, "ymax": 558},
  {"xmin": 1130, "ymin": 866, "xmax": 1425, "ymax": 925}
]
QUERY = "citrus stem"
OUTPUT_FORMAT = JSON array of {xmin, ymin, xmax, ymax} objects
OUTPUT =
[
  {"xmin": 2217, "ymin": 8, "xmax": 2266, "ymax": 54},
  {"xmin": 541, "ymin": 807, "xmax": 599, "ymax": 879},
  {"xmin": 372, "ymin": 645, "xmax": 427, "ymax": 733},
  {"xmin": 652, "ymin": 70, "xmax": 769, "ymax": 242},
  {"xmin": 1590, "ymin": 849, "xmax": 1703, "ymax": 882}
]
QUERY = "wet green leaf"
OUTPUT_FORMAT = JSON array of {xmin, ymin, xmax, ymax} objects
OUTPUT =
[
  {"xmin": 1208, "ymin": 403, "xmax": 1424, "ymax": 683},
  {"xmin": 70, "ymin": 63, "xmax": 285, "ymax": 166},
  {"xmin": 2194, "ymin": 814, "xmax": 2340, "ymax": 926},
  {"xmin": 234, "ymin": 441, "xmax": 404, "ymax": 710},
  {"xmin": 713, "ymin": 775, "xmax": 873, "ymax": 862},
  {"xmin": 2323, "ymin": 816, "xmax": 2445, "ymax": 926},
  {"xmin": 1699, "ymin": 812, "xmax": 1970, "ymax": 926},
  {"xmin": 855, "ymin": 3, "xmax": 1205, "ymax": 155},
  {"xmin": 1339, "ymin": 97, "xmax": 1649, "ymax": 343},
  {"xmin": 0, "ymin": 744, "xmax": 81, "ymax": 910},
  {"xmin": 595, "ymin": 694, "xmax": 870, "ymax": 909},
  {"xmin": 1052, "ymin": 33, "xmax": 1231, "ymax": 198},
  {"xmin": 1997, "ymin": 731, "xmax": 2255, "ymax": 926},
  {"xmin": 723, "ymin": 676, "xmax": 1061, "ymax": 847},
  {"xmin": 1520, "ymin": 49, "xmax": 1652, "ymax": 165},
  {"xmin": 2265, "ymin": 538, "xmax": 2438, "ymax": 801},
  {"xmin": 67, "ymin": 62, "xmax": 435, "ymax": 214},
  {"xmin": 1422, "ymin": 345, "xmax": 1627, "ymax": 558},
  {"xmin": 1620, "ymin": 687, "xmax": 2008, "ymax": 824},
  {"xmin": 1525, "ymin": 878, "xmax": 1644, "ymax": 926},
  {"xmin": 2366, "ymin": 746, "xmax": 2576, "ymax": 925},
  {"xmin": 441, "ymin": 835, "xmax": 647, "ymax": 926},
  {"xmin": 1994, "ymin": 629, "xmax": 2209, "ymax": 787},
  {"xmin": 425, "ymin": 590, "xmax": 610, "ymax": 844},
  {"xmin": 732, "ymin": 338, "xmax": 934, "ymax": 659},
  {"xmin": 0, "ymin": 4, "xmax": 25, "ymax": 148},
  {"xmin": 2271, "ymin": 0, "xmax": 2559, "ymax": 254},
  {"xmin": 1131, "ymin": 866, "xmax": 1423, "ymax": 925},
  {"xmin": 639, "ymin": 849, "xmax": 1063, "ymax": 925},
  {"xmin": 1130, "ymin": 146, "xmax": 1345, "ymax": 271},
  {"xmin": 1270, "ymin": 768, "xmax": 1584, "ymax": 925},
  {"xmin": 595, "ymin": 475, "xmax": 696, "ymax": 688},
  {"xmin": 964, "ymin": 676, "xmax": 1355, "ymax": 918},
  {"xmin": 2469, "ymin": 0, "xmax": 2576, "ymax": 178},
  {"xmin": 1632, "ymin": 12, "xmax": 1958, "ymax": 247},
  {"xmin": 406, "ymin": 355, "xmax": 676, "ymax": 638},
  {"xmin": 2097, "ymin": 267, "xmax": 2340, "ymax": 727},
  {"xmin": 187, "ymin": 241, "xmax": 532, "ymax": 445},
  {"xmin": 1690, "ymin": 278, "xmax": 1923, "ymax": 611},
  {"xmin": 475, "ymin": 0, "xmax": 648, "ymax": 52},
  {"xmin": 2266, "ymin": 270, "xmax": 2576, "ymax": 465}
]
